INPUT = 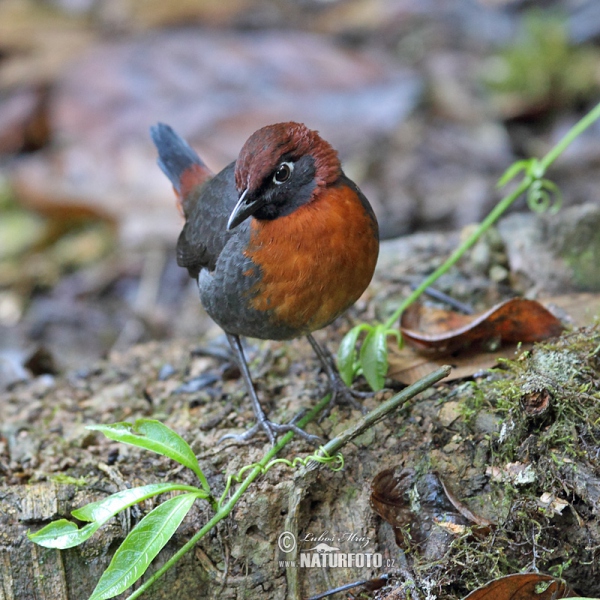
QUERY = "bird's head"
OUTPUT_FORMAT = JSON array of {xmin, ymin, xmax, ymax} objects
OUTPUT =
[{"xmin": 227, "ymin": 122, "xmax": 341, "ymax": 230}]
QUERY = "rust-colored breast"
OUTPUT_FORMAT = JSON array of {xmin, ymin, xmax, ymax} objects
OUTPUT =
[{"xmin": 244, "ymin": 186, "xmax": 379, "ymax": 334}]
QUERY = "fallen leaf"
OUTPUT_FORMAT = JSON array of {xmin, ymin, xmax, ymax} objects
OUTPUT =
[
  {"xmin": 435, "ymin": 520, "xmax": 467, "ymax": 535},
  {"xmin": 401, "ymin": 298, "xmax": 564, "ymax": 356},
  {"xmin": 370, "ymin": 467, "xmax": 419, "ymax": 548},
  {"xmin": 437, "ymin": 473, "xmax": 494, "ymax": 528},
  {"xmin": 462, "ymin": 573, "xmax": 575, "ymax": 600},
  {"xmin": 388, "ymin": 294, "xmax": 600, "ymax": 385},
  {"xmin": 520, "ymin": 389, "xmax": 552, "ymax": 416},
  {"xmin": 387, "ymin": 342, "xmax": 527, "ymax": 385},
  {"xmin": 370, "ymin": 468, "xmax": 488, "ymax": 554},
  {"xmin": 538, "ymin": 492, "xmax": 568, "ymax": 515},
  {"xmin": 542, "ymin": 293, "xmax": 600, "ymax": 328}
]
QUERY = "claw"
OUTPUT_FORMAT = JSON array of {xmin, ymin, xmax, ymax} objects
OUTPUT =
[
  {"xmin": 218, "ymin": 423, "xmax": 261, "ymax": 444},
  {"xmin": 218, "ymin": 418, "xmax": 322, "ymax": 446},
  {"xmin": 223, "ymin": 333, "xmax": 322, "ymax": 446},
  {"xmin": 328, "ymin": 373, "xmax": 368, "ymax": 413}
]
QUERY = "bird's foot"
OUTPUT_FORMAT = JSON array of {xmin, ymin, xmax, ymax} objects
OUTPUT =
[
  {"xmin": 328, "ymin": 372, "xmax": 371, "ymax": 412},
  {"xmin": 219, "ymin": 413, "xmax": 322, "ymax": 446},
  {"xmin": 317, "ymin": 372, "xmax": 371, "ymax": 423}
]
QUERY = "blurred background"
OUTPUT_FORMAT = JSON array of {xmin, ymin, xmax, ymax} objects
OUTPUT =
[{"xmin": 1, "ymin": 0, "xmax": 600, "ymax": 385}]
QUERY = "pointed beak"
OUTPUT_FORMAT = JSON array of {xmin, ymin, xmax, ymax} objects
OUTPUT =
[{"xmin": 227, "ymin": 188, "xmax": 264, "ymax": 230}]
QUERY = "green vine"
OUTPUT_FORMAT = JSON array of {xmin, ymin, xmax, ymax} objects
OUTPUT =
[
  {"xmin": 27, "ymin": 366, "xmax": 450, "ymax": 600},
  {"xmin": 338, "ymin": 101, "xmax": 600, "ymax": 391},
  {"xmin": 218, "ymin": 447, "xmax": 344, "ymax": 507}
]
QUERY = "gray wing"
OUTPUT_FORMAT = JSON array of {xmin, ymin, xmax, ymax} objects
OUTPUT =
[{"xmin": 176, "ymin": 162, "xmax": 239, "ymax": 279}]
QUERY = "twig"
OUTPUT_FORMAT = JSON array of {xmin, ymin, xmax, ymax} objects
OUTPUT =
[{"xmin": 320, "ymin": 365, "xmax": 451, "ymax": 458}]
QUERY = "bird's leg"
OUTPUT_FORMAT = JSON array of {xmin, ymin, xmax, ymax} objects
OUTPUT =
[
  {"xmin": 219, "ymin": 333, "xmax": 321, "ymax": 445},
  {"xmin": 306, "ymin": 334, "xmax": 370, "ymax": 412}
]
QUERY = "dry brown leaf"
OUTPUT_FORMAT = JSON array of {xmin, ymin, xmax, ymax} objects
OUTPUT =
[
  {"xmin": 437, "ymin": 473, "xmax": 494, "ymax": 528},
  {"xmin": 542, "ymin": 293, "xmax": 600, "ymax": 328},
  {"xmin": 388, "ymin": 294, "xmax": 600, "ymax": 385},
  {"xmin": 401, "ymin": 298, "xmax": 564, "ymax": 356},
  {"xmin": 370, "ymin": 468, "xmax": 488, "ymax": 553},
  {"xmin": 387, "ymin": 342, "xmax": 527, "ymax": 385},
  {"xmin": 462, "ymin": 573, "xmax": 575, "ymax": 600}
]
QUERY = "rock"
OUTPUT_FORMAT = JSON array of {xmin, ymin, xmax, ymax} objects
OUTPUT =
[
  {"xmin": 498, "ymin": 203, "xmax": 600, "ymax": 294},
  {"xmin": 438, "ymin": 401, "xmax": 461, "ymax": 427}
]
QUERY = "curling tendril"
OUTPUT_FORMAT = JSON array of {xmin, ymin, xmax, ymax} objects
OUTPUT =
[
  {"xmin": 497, "ymin": 158, "xmax": 562, "ymax": 214},
  {"xmin": 218, "ymin": 447, "xmax": 343, "ymax": 507}
]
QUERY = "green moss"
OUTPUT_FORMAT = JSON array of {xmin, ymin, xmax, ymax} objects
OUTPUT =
[
  {"xmin": 485, "ymin": 12, "xmax": 600, "ymax": 112},
  {"xmin": 409, "ymin": 326, "xmax": 600, "ymax": 598},
  {"xmin": 50, "ymin": 474, "xmax": 88, "ymax": 486},
  {"xmin": 563, "ymin": 245, "xmax": 600, "ymax": 291}
]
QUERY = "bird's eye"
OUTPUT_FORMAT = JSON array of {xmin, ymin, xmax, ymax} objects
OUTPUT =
[{"xmin": 273, "ymin": 162, "xmax": 294, "ymax": 185}]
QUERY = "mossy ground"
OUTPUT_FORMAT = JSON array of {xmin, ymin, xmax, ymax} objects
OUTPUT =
[{"xmin": 399, "ymin": 325, "xmax": 600, "ymax": 599}]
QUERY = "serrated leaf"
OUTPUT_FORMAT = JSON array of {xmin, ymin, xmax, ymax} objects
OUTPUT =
[
  {"xmin": 87, "ymin": 420, "xmax": 209, "ymax": 493},
  {"xmin": 496, "ymin": 159, "xmax": 530, "ymax": 188},
  {"xmin": 337, "ymin": 324, "xmax": 370, "ymax": 386},
  {"xmin": 89, "ymin": 493, "xmax": 199, "ymax": 600},
  {"xmin": 359, "ymin": 325, "xmax": 389, "ymax": 391},
  {"xmin": 72, "ymin": 482, "xmax": 206, "ymax": 524},
  {"xmin": 28, "ymin": 520, "xmax": 99, "ymax": 549}
]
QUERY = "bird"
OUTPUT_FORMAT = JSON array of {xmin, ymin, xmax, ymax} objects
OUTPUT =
[{"xmin": 150, "ymin": 121, "xmax": 379, "ymax": 444}]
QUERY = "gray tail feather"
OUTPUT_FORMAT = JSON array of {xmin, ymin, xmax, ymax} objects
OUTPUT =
[{"xmin": 150, "ymin": 123, "xmax": 207, "ymax": 193}]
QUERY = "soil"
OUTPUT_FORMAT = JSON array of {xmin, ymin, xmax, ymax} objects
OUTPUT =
[{"xmin": 1, "ymin": 229, "xmax": 599, "ymax": 600}]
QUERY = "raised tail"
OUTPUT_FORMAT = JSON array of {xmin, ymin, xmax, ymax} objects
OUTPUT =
[{"xmin": 150, "ymin": 123, "xmax": 213, "ymax": 217}]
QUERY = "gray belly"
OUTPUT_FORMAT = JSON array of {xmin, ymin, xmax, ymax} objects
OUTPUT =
[{"xmin": 198, "ymin": 238, "xmax": 298, "ymax": 341}]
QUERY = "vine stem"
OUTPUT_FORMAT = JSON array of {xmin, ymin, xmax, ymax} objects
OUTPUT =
[
  {"xmin": 383, "ymin": 100, "xmax": 600, "ymax": 331},
  {"xmin": 321, "ymin": 365, "xmax": 450, "ymax": 456},
  {"xmin": 382, "ymin": 178, "xmax": 528, "ymax": 330},
  {"xmin": 539, "ymin": 101, "xmax": 600, "ymax": 170},
  {"xmin": 125, "ymin": 364, "xmax": 452, "ymax": 599},
  {"xmin": 125, "ymin": 393, "xmax": 332, "ymax": 600}
]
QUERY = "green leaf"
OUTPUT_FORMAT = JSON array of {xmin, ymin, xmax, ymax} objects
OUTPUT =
[
  {"xmin": 496, "ymin": 159, "xmax": 530, "ymax": 188},
  {"xmin": 359, "ymin": 325, "xmax": 389, "ymax": 391},
  {"xmin": 337, "ymin": 324, "xmax": 371, "ymax": 386},
  {"xmin": 28, "ymin": 520, "xmax": 99, "ymax": 549},
  {"xmin": 87, "ymin": 420, "xmax": 210, "ymax": 493},
  {"xmin": 387, "ymin": 328, "xmax": 402, "ymax": 346},
  {"xmin": 28, "ymin": 483, "xmax": 205, "ymax": 550},
  {"xmin": 89, "ymin": 493, "xmax": 199, "ymax": 600},
  {"xmin": 72, "ymin": 483, "xmax": 206, "ymax": 524}
]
